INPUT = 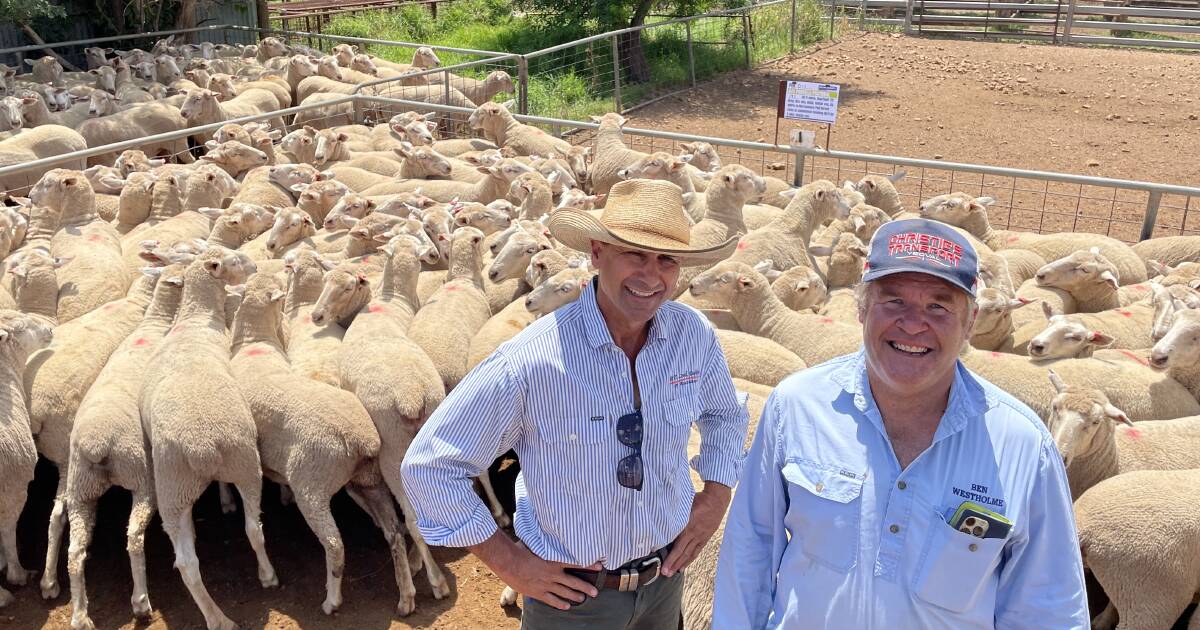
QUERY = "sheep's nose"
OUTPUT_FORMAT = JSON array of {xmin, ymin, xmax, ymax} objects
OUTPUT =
[
  {"xmin": 1029, "ymin": 343, "xmax": 1044, "ymax": 355},
  {"xmin": 266, "ymin": 240, "xmax": 277, "ymax": 251},
  {"xmin": 488, "ymin": 269, "xmax": 498, "ymax": 281},
  {"xmin": 524, "ymin": 296, "xmax": 533, "ymax": 308},
  {"xmin": 1150, "ymin": 353, "xmax": 1168, "ymax": 368},
  {"xmin": 311, "ymin": 312, "xmax": 325, "ymax": 324},
  {"xmin": 1035, "ymin": 272, "xmax": 1046, "ymax": 282}
]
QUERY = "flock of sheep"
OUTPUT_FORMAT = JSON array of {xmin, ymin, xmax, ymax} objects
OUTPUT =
[{"xmin": 0, "ymin": 33, "xmax": 1197, "ymax": 630}]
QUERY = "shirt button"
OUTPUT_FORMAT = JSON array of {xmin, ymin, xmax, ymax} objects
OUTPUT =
[
  {"xmin": 969, "ymin": 543, "xmax": 979, "ymax": 552},
  {"xmin": 814, "ymin": 482, "xmax": 825, "ymax": 493},
  {"xmin": 889, "ymin": 524, "xmax": 900, "ymax": 534},
  {"xmin": 637, "ymin": 500, "xmax": 644, "ymax": 507},
  {"xmin": 568, "ymin": 433, "xmax": 577, "ymax": 441},
  {"xmin": 897, "ymin": 481, "xmax": 907, "ymax": 490}
]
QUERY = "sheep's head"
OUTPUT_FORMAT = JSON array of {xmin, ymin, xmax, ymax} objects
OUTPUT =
[
  {"xmin": 264, "ymin": 207, "xmax": 316, "ymax": 255},
  {"xmin": 312, "ymin": 129, "xmax": 349, "ymax": 166},
  {"xmin": 26, "ymin": 56, "xmax": 63, "ymax": 84},
  {"xmin": 154, "ymin": 55, "xmax": 183, "ymax": 84},
  {"xmin": 29, "ymin": 169, "xmax": 92, "ymax": 210},
  {"xmin": 679, "ymin": 141, "xmax": 722, "ymax": 172},
  {"xmin": 811, "ymin": 233, "xmax": 869, "ymax": 289},
  {"xmin": 447, "ymin": 225, "xmax": 485, "ymax": 270},
  {"xmin": 479, "ymin": 158, "xmax": 534, "ymax": 184},
  {"xmin": 557, "ymin": 188, "xmax": 602, "ymax": 211},
  {"xmin": 268, "ymin": 163, "xmax": 321, "ymax": 190},
  {"xmin": 228, "ymin": 202, "xmax": 277, "ymax": 237},
  {"xmin": 715, "ymin": 164, "xmax": 766, "ymax": 199},
  {"xmin": 324, "ymin": 193, "xmax": 375, "ymax": 230},
  {"xmin": 294, "ymin": 180, "xmax": 349, "ymax": 218},
  {"xmin": 486, "ymin": 70, "xmax": 515, "ymax": 93},
  {"xmin": 524, "ymin": 249, "xmax": 569, "ymax": 288},
  {"xmin": 1150, "ymin": 305, "xmax": 1200, "ymax": 370},
  {"xmin": 213, "ymin": 123, "xmax": 250, "ymax": 146},
  {"xmin": 508, "ymin": 171, "xmax": 549, "ymax": 204},
  {"xmin": 8, "ymin": 247, "xmax": 69, "ymax": 298},
  {"xmin": 312, "ymin": 55, "xmax": 343, "ymax": 81},
  {"xmin": 847, "ymin": 205, "xmax": 891, "ymax": 243},
  {"xmin": 394, "ymin": 142, "xmax": 452, "ymax": 177},
  {"xmin": 350, "ymin": 54, "xmax": 378, "ymax": 76},
  {"xmin": 1027, "ymin": 312, "xmax": 1114, "ymax": 360},
  {"xmin": 489, "ymin": 229, "xmax": 550, "ymax": 283},
  {"xmin": 311, "ymin": 264, "xmax": 369, "ymax": 327},
  {"xmin": 468, "ymin": 101, "xmax": 510, "ymax": 130},
  {"xmin": 206, "ymin": 74, "xmax": 237, "ymax": 100},
  {"xmin": 200, "ymin": 140, "xmax": 269, "ymax": 176},
  {"xmin": 525, "ymin": 267, "xmax": 593, "ymax": 316},
  {"xmin": 590, "ymin": 112, "xmax": 627, "ymax": 128},
  {"xmin": 82, "ymin": 164, "xmax": 127, "ymax": 194},
  {"xmin": 452, "ymin": 201, "xmax": 511, "ymax": 234},
  {"xmin": 412, "ymin": 46, "xmax": 441, "ymax": 68},
  {"xmin": 1046, "ymin": 370, "xmax": 1132, "ymax": 467},
  {"xmin": 198, "ymin": 246, "xmax": 256, "ymax": 285},
  {"xmin": 392, "ymin": 116, "xmax": 437, "ymax": 145},
  {"xmin": 968, "ymin": 288, "xmax": 1030, "ymax": 346},
  {"xmin": 260, "ymin": 37, "xmax": 289, "ymax": 59},
  {"xmin": 0, "ymin": 309, "xmax": 53, "ymax": 359},
  {"xmin": 233, "ymin": 271, "xmax": 287, "ymax": 332},
  {"xmin": 377, "ymin": 222, "xmax": 440, "ymax": 265},
  {"xmin": 86, "ymin": 90, "xmax": 121, "ymax": 117},
  {"xmin": 789, "ymin": 179, "xmax": 852, "ymax": 223},
  {"xmin": 87, "ymin": 64, "xmax": 118, "ymax": 92},
  {"xmin": 918, "ymin": 192, "xmax": 993, "ymax": 229},
  {"xmin": 1034, "ymin": 247, "xmax": 1120, "ymax": 294},
  {"xmin": 0, "ymin": 96, "xmax": 23, "ymax": 130},
  {"xmin": 114, "ymin": 149, "xmax": 162, "ymax": 176},
  {"xmin": 418, "ymin": 206, "xmax": 455, "ymax": 259},
  {"xmin": 279, "ymin": 127, "xmax": 317, "ymax": 162},
  {"xmin": 289, "ymin": 55, "xmax": 319, "ymax": 80},
  {"xmin": 331, "ymin": 44, "xmax": 357, "ymax": 66},
  {"xmin": 689, "ymin": 261, "xmax": 766, "ymax": 301},
  {"xmin": 179, "ymin": 88, "xmax": 219, "ymax": 121},
  {"xmin": 617, "ymin": 151, "xmax": 688, "ymax": 182},
  {"xmin": 770, "ymin": 264, "xmax": 827, "ymax": 312}
]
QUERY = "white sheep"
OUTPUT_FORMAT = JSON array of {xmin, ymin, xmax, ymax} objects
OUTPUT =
[
  {"xmin": 723, "ymin": 180, "xmax": 852, "ymax": 274},
  {"xmin": 0, "ymin": 311, "xmax": 53, "ymax": 608},
  {"xmin": 1027, "ymin": 300, "xmax": 1159, "ymax": 360},
  {"xmin": 969, "ymin": 288, "xmax": 1034, "ymax": 352},
  {"xmin": 714, "ymin": 329, "xmax": 806, "ymax": 387},
  {"xmin": 468, "ymin": 100, "xmax": 572, "ymax": 159},
  {"xmin": 1148, "ymin": 307, "xmax": 1200, "ymax": 402},
  {"xmin": 0, "ymin": 125, "xmax": 87, "ymax": 193},
  {"xmin": 139, "ymin": 246, "xmax": 277, "ymax": 630},
  {"xmin": 178, "ymin": 88, "xmax": 283, "ymax": 143},
  {"xmin": 1033, "ymin": 247, "xmax": 1125, "ymax": 312},
  {"xmin": 853, "ymin": 172, "xmax": 906, "ymax": 216},
  {"xmin": 63, "ymin": 264, "xmax": 187, "ymax": 629},
  {"xmin": 75, "ymin": 103, "xmax": 190, "ymax": 166},
  {"xmin": 282, "ymin": 248, "xmax": 347, "ymax": 386}
]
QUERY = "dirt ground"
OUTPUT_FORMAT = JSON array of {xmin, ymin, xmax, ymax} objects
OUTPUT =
[
  {"xmin": 7, "ymin": 33, "xmax": 1200, "ymax": 630},
  {"xmin": 628, "ymin": 32, "xmax": 1200, "ymax": 240}
]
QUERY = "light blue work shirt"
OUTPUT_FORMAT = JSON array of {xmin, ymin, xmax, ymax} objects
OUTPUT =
[{"xmin": 712, "ymin": 351, "xmax": 1088, "ymax": 629}]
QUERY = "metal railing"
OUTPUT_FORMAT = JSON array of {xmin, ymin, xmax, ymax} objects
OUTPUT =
[{"xmin": 3, "ymin": 94, "xmax": 1195, "ymax": 243}]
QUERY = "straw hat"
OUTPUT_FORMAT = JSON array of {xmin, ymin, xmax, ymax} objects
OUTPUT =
[{"xmin": 547, "ymin": 178, "xmax": 738, "ymax": 265}]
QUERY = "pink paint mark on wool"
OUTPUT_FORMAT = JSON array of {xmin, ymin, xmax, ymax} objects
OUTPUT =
[
  {"xmin": 1134, "ymin": 284, "xmax": 1146, "ymax": 289},
  {"xmin": 87, "ymin": 234, "xmax": 103, "ymax": 242},
  {"xmin": 132, "ymin": 338, "xmax": 148, "ymax": 347},
  {"xmin": 1123, "ymin": 426, "xmax": 1142, "ymax": 439},
  {"xmin": 445, "ymin": 285, "xmax": 457, "ymax": 292},
  {"xmin": 1119, "ymin": 349, "xmax": 1149, "ymax": 366},
  {"xmin": 363, "ymin": 256, "xmax": 372, "ymax": 263},
  {"xmin": 1007, "ymin": 235, "xmax": 1020, "ymax": 243},
  {"xmin": 302, "ymin": 314, "xmax": 312, "ymax": 323},
  {"xmin": 1118, "ymin": 310, "xmax": 1133, "ymax": 318},
  {"xmin": 104, "ymin": 303, "xmax": 117, "ymax": 311},
  {"xmin": 990, "ymin": 351, "xmax": 1001, "ymax": 358},
  {"xmin": 368, "ymin": 304, "xmax": 385, "ymax": 313},
  {"xmin": 244, "ymin": 348, "xmax": 268, "ymax": 357},
  {"xmin": 820, "ymin": 317, "xmax": 833, "ymax": 324},
  {"xmin": 736, "ymin": 242, "xmax": 747, "ymax": 250}
]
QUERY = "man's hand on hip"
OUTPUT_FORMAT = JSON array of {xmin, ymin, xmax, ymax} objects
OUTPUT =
[
  {"xmin": 469, "ymin": 531, "xmax": 600, "ymax": 610},
  {"xmin": 662, "ymin": 481, "xmax": 732, "ymax": 577}
]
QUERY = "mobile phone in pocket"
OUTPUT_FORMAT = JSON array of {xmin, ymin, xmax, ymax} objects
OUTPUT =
[{"xmin": 945, "ymin": 501, "xmax": 1012, "ymax": 540}]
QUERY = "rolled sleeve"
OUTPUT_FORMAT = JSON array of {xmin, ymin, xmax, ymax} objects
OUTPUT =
[
  {"xmin": 993, "ymin": 437, "xmax": 1089, "ymax": 629},
  {"xmin": 712, "ymin": 393, "xmax": 788, "ymax": 628},
  {"xmin": 691, "ymin": 331, "xmax": 750, "ymax": 488},
  {"xmin": 400, "ymin": 352, "xmax": 525, "ymax": 548}
]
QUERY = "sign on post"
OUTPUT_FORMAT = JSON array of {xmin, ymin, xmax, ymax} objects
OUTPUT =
[{"xmin": 777, "ymin": 80, "xmax": 840, "ymax": 124}]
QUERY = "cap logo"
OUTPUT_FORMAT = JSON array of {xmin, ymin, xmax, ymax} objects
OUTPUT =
[{"xmin": 888, "ymin": 232, "xmax": 964, "ymax": 269}]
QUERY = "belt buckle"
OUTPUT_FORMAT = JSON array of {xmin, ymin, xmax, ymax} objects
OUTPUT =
[{"xmin": 639, "ymin": 556, "xmax": 662, "ymax": 587}]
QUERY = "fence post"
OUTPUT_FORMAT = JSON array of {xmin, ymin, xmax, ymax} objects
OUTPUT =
[
  {"xmin": 828, "ymin": 0, "xmax": 837, "ymax": 39},
  {"xmin": 256, "ymin": 0, "xmax": 270, "ymax": 33},
  {"xmin": 1140, "ymin": 191, "xmax": 1162, "ymax": 241},
  {"xmin": 793, "ymin": 150, "xmax": 805, "ymax": 187},
  {"xmin": 904, "ymin": 0, "xmax": 915, "ymax": 34},
  {"xmin": 517, "ymin": 56, "xmax": 529, "ymax": 115},
  {"xmin": 610, "ymin": 35, "xmax": 622, "ymax": 113},
  {"xmin": 742, "ymin": 14, "xmax": 752, "ymax": 68},
  {"xmin": 686, "ymin": 21, "xmax": 696, "ymax": 86},
  {"xmin": 1063, "ymin": 0, "xmax": 1077, "ymax": 44},
  {"xmin": 790, "ymin": 0, "xmax": 798, "ymax": 53},
  {"xmin": 351, "ymin": 94, "xmax": 363, "ymax": 126},
  {"xmin": 443, "ymin": 68, "xmax": 451, "ymax": 113},
  {"xmin": 860, "ymin": 0, "xmax": 868, "ymax": 30}
]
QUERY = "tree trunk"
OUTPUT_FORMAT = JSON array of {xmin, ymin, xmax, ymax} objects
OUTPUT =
[
  {"xmin": 619, "ymin": 0, "xmax": 655, "ymax": 84},
  {"xmin": 174, "ymin": 0, "xmax": 198, "ymax": 43},
  {"xmin": 17, "ymin": 23, "xmax": 81, "ymax": 72},
  {"xmin": 111, "ymin": 0, "xmax": 126, "ymax": 34}
]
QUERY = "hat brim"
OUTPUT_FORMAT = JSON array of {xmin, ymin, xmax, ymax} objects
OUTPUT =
[
  {"xmin": 547, "ymin": 207, "xmax": 738, "ymax": 266},
  {"xmin": 861, "ymin": 267, "xmax": 977, "ymax": 297}
]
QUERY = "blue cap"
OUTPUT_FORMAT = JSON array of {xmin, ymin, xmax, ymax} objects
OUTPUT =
[{"xmin": 861, "ymin": 218, "xmax": 979, "ymax": 297}]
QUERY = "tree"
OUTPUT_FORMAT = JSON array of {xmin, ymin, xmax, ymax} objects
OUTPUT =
[
  {"xmin": 524, "ymin": 0, "xmax": 716, "ymax": 84},
  {"xmin": 0, "ymin": 0, "xmax": 80, "ymax": 71}
]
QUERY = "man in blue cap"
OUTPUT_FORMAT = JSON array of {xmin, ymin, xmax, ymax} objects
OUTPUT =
[{"xmin": 711, "ymin": 218, "xmax": 1089, "ymax": 628}]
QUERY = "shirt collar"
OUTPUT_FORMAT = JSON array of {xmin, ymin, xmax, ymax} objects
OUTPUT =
[
  {"xmin": 578, "ymin": 276, "xmax": 669, "ymax": 350},
  {"xmin": 834, "ymin": 349, "xmax": 994, "ymax": 440}
]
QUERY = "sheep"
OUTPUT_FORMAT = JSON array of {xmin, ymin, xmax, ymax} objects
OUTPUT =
[
  {"xmin": 452, "ymin": 200, "xmax": 513, "ymax": 235},
  {"xmin": 469, "ymin": 99, "xmax": 572, "ymax": 157},
  {"xmin": 919, "ymin": 192, "xmax": 1148, "ymax": 284},
  {"xmin": 969, "ymin": 288, "xmax": 1034, "ymax": 352},
  {"xmin": 333, "ymin": 233, "xmax": 451, "ymax": 601},
  {"xmin": 203, "ymin": 203, "xmax": 275, "ymax": 250},
  {"xmin": 487, "ymin": 226, "xmax": 551, "ymax": 284},
  {"xmin": 75, "ymin": 103, "xmax": 190, "ymax": 166},
  {"xmin": 509, "ymin": 170, "xmax": 555, "ymax": 220},
  {"xmin": 994, "ymin": 248, "xmax": 1046, "ymax": 288},
  {"xmin": 810, "ymin": 233, "xmax": 868, "ymax": 289},
  {"xmin": 1027, "ymin": 298, "xmax": 1160, "ymax": 360},
  {"xmin": 1073, "ymin": 469, "xmax": 1200, "ymax": 630},
  {"xmin": 722, "ymin": 180, "xmax": 852, "ymax": 275},
  {"xmin": 361, "ymin": 158, "xmax": 532, "ymax": 204},
  {"xmin": 689, "ymin": 261, "xmax": 863, "ymax": 366},
  {"xmin": 29, "ymin": 169, "xmax": 129, "ymax": 322},
  {"xmin": 714, "ymin": 329, "xmax": 806, "ymax": 387},
  {"xmin": 1033, "ymin": 247, "xmax": 1125, "ymax": 312},
  {"xmin": 0, "ymin": 125, "xmax": 87, "ymax": 193},
  {"xmin": 0, "ymin": 311, "xmax": 53, "ymax": 609},
  {"xmin": 291, "ymin": 179, "xmax": 351, "ymax": 224},
  {"xmin": 26, "ymin": 266, "xmax": 162, "ymax": 600},
  {"xmin": 617, "ymin": 151, "xmax": 702, "ymax": 217},
  {"xmin": 240, "ymin": 206, "xmax": 316, "ymax": 260},
  {"xmin": 278, "ymin": 248, "xmax": 347, "ymax": 387},
  {"xmin": 23, "ymin": 56, "xmax": 64, "ymax": 85},
  {"xmin": 178, "ymin": 88, "xmax": 283, "ymax": 144},
  {"xmin": 770, "ymin": 264, "xmax": 828, "ymax": 312},
  {"xmin": 1148, "ymin": 307, "xmax": 1200, "ymax": 403},
  {"xmin": 1131, "ymin": 235, "xmax": 1200, "ymax": 273},
  {"xmin": 139, "ymin": 247, "xmax": 277, "ymax": 630},
  {"xmin": 14, "ymin": 92, "xmax": 94, "ymax": 130},
  {"xmin": 810, "ymin": 203, "xmax": 891, "ymax": 251},
  {"xmin": 63, "ymin": 264, "xmax": 187, "ymax": 629},
  {"xmin": 854, "ymin": 171, "xmax": 907, "ymax": 216},
  {"xmin": 408, "ymin": 226, "xmax": 491, "ymax": 388},
  {"xmin": 389, "ymin": 112, "xmax": 499, "ymax": 156},
  {"xmin": 8, "ymin": 245, "xmax": 67, "ymax": 325},
  {"xmin": 586, "ymin": 112, "xmax": 648, "ymax": 199},
  {"xmin": 229, "ymin": 272, "xmax": 418, "ymax": 616},
  {"xmin": 195, "ymin": 139, "xmax": 269, "ymax": 179}
]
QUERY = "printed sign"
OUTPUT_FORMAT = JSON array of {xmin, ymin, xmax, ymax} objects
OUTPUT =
[{"xmin": 777, "ymin": 80, "xmax": 840, "ymax": 124}]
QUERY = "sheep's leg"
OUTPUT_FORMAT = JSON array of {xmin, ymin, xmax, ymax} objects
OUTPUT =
[
  {"xmin": 0, "ymin": 483, "xmax": 29, "ymax": 589},
  {"xmin": 475, "ymin": 473, "xmax": 510, "ymax": 528},
  {"xmin": 0, "ymin": 586, "xmax": 11, "ymax": 608},
  {"xmin": 126, "ymin": 490, "xmax": 156, "ymax": 619},
  {"xmin": 217, "ymin": 482, "xmax": 237, "ymax": 514},
  {"xmin": 345, "ymin": 487, "xmax": 422, "ymax": 573},
  {"xmin": 1091, "ymin": 602, "xmax": 1117, "ymax": 630},
  {"xmin": 40, "ymin": 472, "xmax": 68, "ymax": 599},
  {"xmin": 66, "ymin": 495, "xmax": 98, "ymax": 630},
  {"xmin": 349, "ymin": 483, "xmax": 416, "ymax": 616},
  {"xmin": 291, "ymin": 489, "xmax": 344, "ymax": 615},
  {"xmin": 394, "ymin": 490, "xmax": 450, "ymax": 600},
  {"xmin": 233, "ymin": 481, "xmax": 278, "ymax": 588},
  {"xmin": 163, "ymin": 497, "xmax": 236, "ymax": 630}
]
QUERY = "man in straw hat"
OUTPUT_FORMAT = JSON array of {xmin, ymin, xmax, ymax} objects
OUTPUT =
[
  {"xmin": 711, "ymin": 218, "xmax": 1088, "ymax": 628},
  {"xmin": 402, "ymin": 178, "xmax": 750, "ymax": 628}
]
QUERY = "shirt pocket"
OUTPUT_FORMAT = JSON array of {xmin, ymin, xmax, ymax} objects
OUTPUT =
[
  {"xmin": 539, "ymin": 415, "xmax": 611, "ymax": 446},
  {"xmin": 913, "ymin": 513, "xmax": 1007, "ymax": 613},
  {"xmin": 782, "ymin": 458, "xmax": 865, "ymax": 572}
]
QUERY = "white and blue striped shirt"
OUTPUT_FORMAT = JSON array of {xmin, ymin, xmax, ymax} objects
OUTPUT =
[{"xmin": 400, "ymin": 278, "xmax": 749, "ymax": 568}]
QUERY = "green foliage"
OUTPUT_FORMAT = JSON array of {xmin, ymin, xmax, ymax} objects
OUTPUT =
[{"xmin": 0, "ymin": 0, "xmax": 66, "ymax": 23}]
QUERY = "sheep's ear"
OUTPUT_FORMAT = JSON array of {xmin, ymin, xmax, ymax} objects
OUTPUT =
[
  {"xmin": 1047, "ymin": 369, "xmax": 1067, "ymax": 393},
  {"xmin": 318, "ymin": 257, "xmax": 337, "ymax": 271},
  {"xmin": 1098, "ymin": 270, "xmax": 1119, "ymax": 291},
  {"xmin": 139, "ymin": 266, "xmax": 165, "ymax": 278},
  {"xmin": 752, "ymin": 259, "xmax": 773, "ymax": 274},
  {"xmin": 7, "ymin": 265, "xmax": 25, "ymax": 278},
  {"xmin": 500, "ymin": 99, "xmax": 515, "ymax": 111},
  {"xmin": 1009, "ymin": 296, "xmax": 1034, "ymax": 311},
  {"xmin": 1148, "ymin": 259, "xmax": 1173, "ymax": 276},
  {"xmin": 289, "ymin": 183, "xmax": 309, "ymax": 193},
  {"xmin": 1104, "ymin": 403, "xmax": 1134, "ymax": 427},
  {"xmin": 225, "ymin": 284, "xmax": 245, "ymax": 297},
  {"xmin": 204, "ymin": 140, "xmax": 219, "ymax": 150},
  {"xmin": 850, "ymin": 244, "xmax": 869, "ymax": 257},
  {"xmin": 52, "ymin": 256, "xmax": 72, "ymax": 268},
  {"xmin": 1041, "ymin": 300, "xmax": 1053, "ymax": 319},
  {"xmin": 1087, "ymin": 330, "xmax": 1115, "ymax": 347},
  {"xmin": 778, "ymin": 188, "xmax": 799, "ymax": 199},
  {"xmin": 809, "ymin": 245, "xmax": 833, "ymax": 257},
  {"xmin": 196, "ymin": 206, "xmax": 223, "ymax": 220},
  {"xmin": 736, "ymin": 274, "xmax": 754, "ymax": 290},
  {"xmin": 1089, "ymin": 246, "xmax": 1101, "ymax": 255},
  {"xmin": 851, "ymin": 215, "xmax": 866, "ymax": 231}
]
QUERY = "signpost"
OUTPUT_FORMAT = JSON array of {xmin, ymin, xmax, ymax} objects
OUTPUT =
[{"xmin": 775, "ymin": 80, "xmax": 841, "ymax": 186}]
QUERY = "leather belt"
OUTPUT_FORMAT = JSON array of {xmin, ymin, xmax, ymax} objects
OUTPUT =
[{"xmin": 566, "ymin": 546, "xmax": 670, "ymax": 593}]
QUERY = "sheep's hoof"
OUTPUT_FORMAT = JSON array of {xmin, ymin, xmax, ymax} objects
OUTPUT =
[
  {"xmin": 321, "ymin": 596, "xmax": 340, "ymax": 615},
  {"xmin": 430, "ymin": 578, "xmax": 451, "ymax": 600},
  {"xmin": 70, "ymin": 612, "xmax": 97, "ymax": 630},
  {"xmin": 499, "ymin": 586, "xmax": 518, "ymax": 607},
  {"xmin": 131, "ymin": 593, "xmax": 152, "ymax": 618},
  {"xmin": 7, "ymin": 566, "xmax": 28, "ymax": 586},
  {"xmin": 493, "ymin": 512, "xmax": 511, "ymax": 529},
  {"xmin": 259, "ymin": 572, "xmax": 279, "ymax": 589},
  {"xmin": 208, "ymin": 615, "xmax": 238, "ymax": 630},
  {"xmin": 40, "ymin": 578, "xmax": 59, "ymax": 600},
  {"xmin": 395, "ymin": 593, "xmax": 416, "ymax": 617}
]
